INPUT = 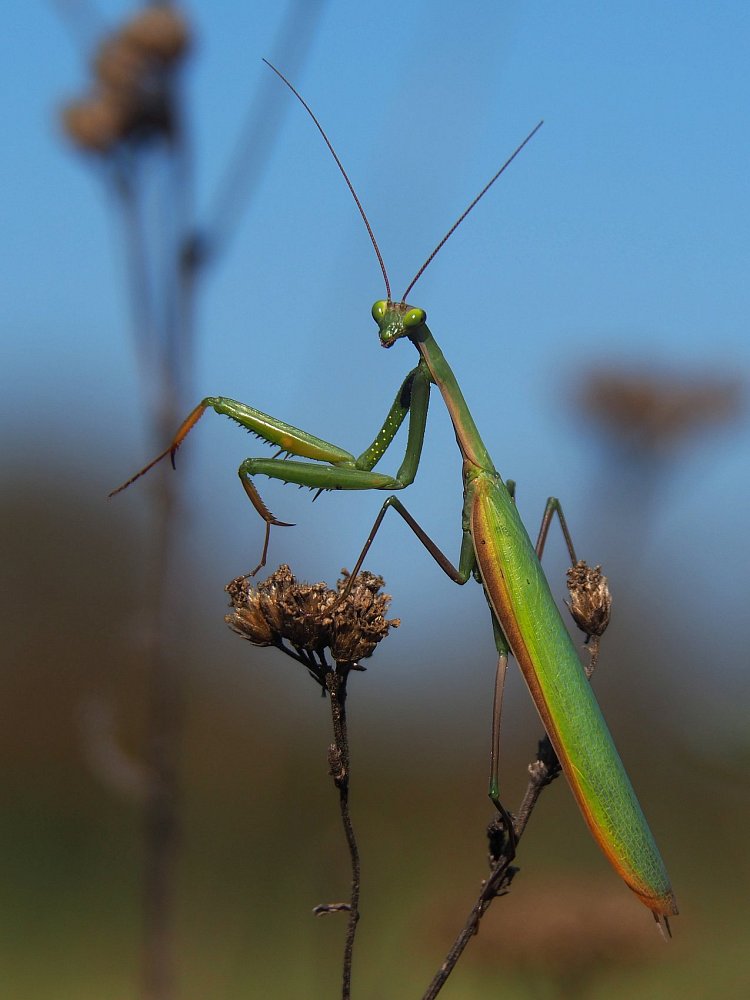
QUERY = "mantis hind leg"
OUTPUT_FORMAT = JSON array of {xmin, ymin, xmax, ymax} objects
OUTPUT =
[
  {"xmin": 534, "ymin": 496, "xmax": 578, "ymax": 564},
  {"xmin": 504, "ymin": 482, "xmax": 577, "ymax": 562}
]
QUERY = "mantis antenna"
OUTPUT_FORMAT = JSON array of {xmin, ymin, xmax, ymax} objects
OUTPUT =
[
  {"xmin": 264, "ymin": 60, "xmax": 542, "ymax": 306},
  {"xmin": 401, "ymin": 118, "xmax": 544, "ymax": 302},
  {"xmin": 262, "ymin": 59, "xmax": 392, "ymax": 301}
]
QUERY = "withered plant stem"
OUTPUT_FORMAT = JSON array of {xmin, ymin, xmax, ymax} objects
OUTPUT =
[{"xmin": 325, "ymin": 669, "xmax": 361, "ymax": 1000}]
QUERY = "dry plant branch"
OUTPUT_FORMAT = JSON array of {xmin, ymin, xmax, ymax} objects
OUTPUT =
[
  {"xmin": 226, "ymin": 565, "xmax": 399, "ymax": 999},
  {"xmin": 56, "ymin": 5, "xmax": 328, "ymax": 997}
]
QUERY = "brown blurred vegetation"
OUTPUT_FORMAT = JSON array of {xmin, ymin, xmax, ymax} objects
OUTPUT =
[{"xmin": 2, "ymin": 454, "xmax": 749, "ymax": 998}]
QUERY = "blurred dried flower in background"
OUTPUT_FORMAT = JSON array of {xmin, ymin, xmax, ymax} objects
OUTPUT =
[
  {"xmin": 61, "ymin": 4, "xmax": 191, "ymax": 153},
  {"xmin": 226, "ymin": 565, "xmax": 399, "ymax": 680},
  {"xmin": 61, "ymin": 95, "xmax": 131, "ymax": 153},
  {"xmin": 579, "ymin": 368, "xmax": 742, "ymax": 457}
]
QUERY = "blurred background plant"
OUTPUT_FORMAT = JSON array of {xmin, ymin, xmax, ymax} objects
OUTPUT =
[
  {"xmin": 53, "ymin": 2, "xmax": 326, "ymax": 998},
  {"xmin": 2, "ymin": 1, "xmax": 749, "ymax": 998}
]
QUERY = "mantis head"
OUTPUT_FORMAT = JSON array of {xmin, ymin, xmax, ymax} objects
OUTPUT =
[{"xmin": 372, "ymin": 300, "xmax": 427, "ymax": 348}]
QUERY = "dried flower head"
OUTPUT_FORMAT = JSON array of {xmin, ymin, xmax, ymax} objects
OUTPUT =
[
  {"xmin": 329, "ymin": 570, "xmax": 400, "ymax": 664},
  {"xmin": 566, "ymin": 560, "xmax": 611, "ymax": 638},
  {"xmin": 224, "ymin": 575, "xmax": 275, "ymax": 646},
  {"xmin": 225, "ymin": 565, "xmax": 399, "ymax": 677},
  {"xmin": 60, "ymin": 5, "xmax": 191, "ymax": 154},
  {"xmin": 255, "ymin": 564, "xmax": 337, "ymax": 654},
  {"xmin": 61, "ymin": 95, "xmax": 130, "ymax": 153}
]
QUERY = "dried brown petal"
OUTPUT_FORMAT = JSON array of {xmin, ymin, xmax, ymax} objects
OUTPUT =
[
  {"xmin": 566, "ymin": 561, "xmax": 611, "ymax": 638},
  {"xmin": 580, "ymin": 369, "xmax": 742, "ymax": 454}
]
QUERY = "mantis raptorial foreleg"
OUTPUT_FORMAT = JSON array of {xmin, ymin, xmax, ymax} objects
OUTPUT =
[{"xmin": 111, "ymin": 362, "xmax": 433, "ymax": 574}]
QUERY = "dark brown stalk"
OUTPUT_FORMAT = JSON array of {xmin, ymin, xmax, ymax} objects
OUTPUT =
[
  {"xmin": 57, "ymin": 5, "xmax": 330, "ymax": 995},
  {"xmin": 421, "ymin": 736, "xmax": 555, "ymax": 1000},
  {"xmin": 324, "ymin": 669, "xmax": 361, "ymax": 1000},
  {"xmin": 112, "ymin": 144, "xmax": 188, "ymax": 1000}
]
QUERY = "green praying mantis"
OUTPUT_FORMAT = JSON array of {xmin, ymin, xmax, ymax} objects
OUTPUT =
[{"xmin": 113, "ymin": 62, "xmax": 677, "ymax": 928}]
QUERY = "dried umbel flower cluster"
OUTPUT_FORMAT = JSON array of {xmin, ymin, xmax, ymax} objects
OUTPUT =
[
  {"xmin": 225, "ymin": 565, "xmax": 400, "ymax": 674},
  {"xmin": 61, "ymin": 6, "xmax": 191, "ymax": 153}
]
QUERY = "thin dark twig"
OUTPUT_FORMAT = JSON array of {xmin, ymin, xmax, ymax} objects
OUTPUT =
[
  {"xmin": 513, "ymin": 735, "xmax": 562, "ymax": 840},
  {"xmin": 422, "ymin": 822, "xmax": 517, "ymax": 1000},
  {"xmin": 109, "ymin": 141, "xmax": 185, "ymax": 1000},
  {"xmin": 324, "ymin": 669, "xmax": 361, "ymax": 1000}
]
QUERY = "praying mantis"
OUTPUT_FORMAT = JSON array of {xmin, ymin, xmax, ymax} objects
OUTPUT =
[{"xmin": 112, "ymin": 62, "xmax": 678, "ymax": 927}]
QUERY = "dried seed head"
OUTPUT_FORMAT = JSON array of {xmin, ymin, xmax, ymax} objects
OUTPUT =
[
  {"xmin": 566, "ymin": 561, "xmax": 611, "ymax": 638},
  {"xmin": 61, "ymin": 94, "xmax": 130, "ymax": 153},
  {"xmin": 94, "ymin": 35, "xmax": 150, "ymax": 93},
  {"xmin": 225, "ymin": 565, "xmax": 337, "ymax": 654},
  {"xmin": 63, "ymin": 8, "xmax": 190, "ymax": 156},
  {"xmin": 329, "ymin": 570, "xmax": 400, "ymax": 665},
  {"xmin": 122, "ymin": 8, "xmax": 191, "ymax": 63}
]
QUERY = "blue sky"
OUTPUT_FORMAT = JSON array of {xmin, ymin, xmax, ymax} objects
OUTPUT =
[{"xmin": 2, "ymin": 2, "xmax": 748, "ymax": 729}]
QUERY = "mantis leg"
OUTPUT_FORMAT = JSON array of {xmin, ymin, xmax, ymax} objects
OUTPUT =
[
  {"xmin": 534, "ymin": 496, "xmax": 578, "ymax": 565},
  {"xmin": 505, "ymin": 481, "xmax": 578, "ymax": 563},
  {"xmin": 340, "ymin": 495, "xmax": 477, "ymax": 588},
  {"xmin": 488, "ymin": 611, "xmax": 512, "ymax": 825},
  {"xmin": 111, "ymin": 363, "xmax": 434, "ymax": 573},
  {"xmin": 338, "ymin": 488, "xmax": 515, "ymax": 831}
]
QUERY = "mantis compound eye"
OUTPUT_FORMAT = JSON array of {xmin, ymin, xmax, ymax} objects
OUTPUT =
[
  {"xmin": 403, "ymin": 307, "xmax": 426, "ymax": 329},
  {"xmin": 371, "ymin": 300, "xmax": 388, "ymax": 323}
]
